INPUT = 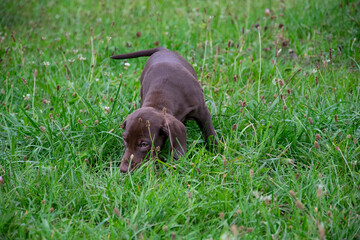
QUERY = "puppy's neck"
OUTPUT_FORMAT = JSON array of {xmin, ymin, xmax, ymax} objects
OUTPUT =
[{"xmin": 141, "ymin": 103, "xmax": 173, "ymax": 116}]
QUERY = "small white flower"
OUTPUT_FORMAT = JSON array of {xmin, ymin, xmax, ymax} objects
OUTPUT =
[
  {"xmin": 104, "ymin": 106, "xmax": 110, "ymax": 113},
  {"xmin": 43, "ymin": 61, "xmax": 50, "ymax": 67},
  {"xmin": 124, "ymin": 62, "xmax": 130, "ymax": 70},
  {"xmin": 259, "ymin": 195, "xmax": 272, "ymax": 201},
  {"xmin": 272, "ymin": 77, "xmax": 277, "ymax": 85},
  {"xmin": 55, "ymin": 14, "xmax": 60, "ymax": 19},
  {"xmin": 252, "ymin": 191, "xmax": 260, "ymax": 199},
  {"xmin": 68, "ymin": 59, "xmax": 75, "ymax": 63},
  {"xmin": 106, "ymin": 36, "xmax": 111, "ymax": 43},
  {"xmin": 95, "ymin": 78, "xmax": 99, "ymax": 82},
  {"xmin": 78, "ymin": 55, "xmax": 86, "ymax": 61},
  {"xmin": 312, "ymin": 68, "xmax": 317, "ymax": 73},
  {"xmin": 23, "ymin": 94, "xmax": 30, "ymax": 101},
  {"xmin": 73, "ymin": 49, "xmax": 78, "ymax": 55}
]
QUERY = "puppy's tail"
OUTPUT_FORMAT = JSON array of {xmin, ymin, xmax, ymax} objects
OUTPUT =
[{"xmin": 110, "ymin": 47, "xmax": 167, "ymax": 59}]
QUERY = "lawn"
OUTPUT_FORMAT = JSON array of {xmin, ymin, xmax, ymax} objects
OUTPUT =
[{"xmin": 1, "ymin": 0, "xmax": 360, "ymax": 239}]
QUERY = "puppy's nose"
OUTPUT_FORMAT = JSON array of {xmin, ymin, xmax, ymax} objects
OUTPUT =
[
  {"xmin": 120, "ymin": 163, "xmax": 129, "ymax": 172},
  {"xmin": 120, "ymin": 154, "xmax": 134, "ymax": 173}
]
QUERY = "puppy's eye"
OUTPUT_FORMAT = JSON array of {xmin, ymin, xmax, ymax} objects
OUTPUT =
[{"xmin": 138, "ymin": 141, "xmax": 149, "ymax": 148}]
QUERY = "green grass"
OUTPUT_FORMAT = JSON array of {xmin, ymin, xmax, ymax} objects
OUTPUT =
[{"xmin": 1, "ymin": 0, "xmax": 360, "ymax": 239}]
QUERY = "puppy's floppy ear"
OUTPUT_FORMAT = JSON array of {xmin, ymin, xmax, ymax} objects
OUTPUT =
[
  {"xmin": 121, "ymin": 120, "xmax": 127, "ymax": 129},
  {"xmin": 161, "ymin": 114, "xmax": 187, "ymax": 159}
]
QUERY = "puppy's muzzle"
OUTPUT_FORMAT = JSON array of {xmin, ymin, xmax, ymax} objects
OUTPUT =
[{"xmin": 120, "ymin": 154, "xmax": 134, "ymax": 173}]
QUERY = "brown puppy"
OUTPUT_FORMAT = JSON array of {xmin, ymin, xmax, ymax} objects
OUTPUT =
[{"xmin": 111, "ymin": 47, "xmax": 217, "ymax": 172}]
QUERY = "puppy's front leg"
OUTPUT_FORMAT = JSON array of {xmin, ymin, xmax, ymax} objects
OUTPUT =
[{"xmin": 195, "ymin": 107, "xmax": 217, "ymax": 147}]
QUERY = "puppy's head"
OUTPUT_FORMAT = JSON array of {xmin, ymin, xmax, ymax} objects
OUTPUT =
[{"xmin": 120, "ymin": 107, "xmax": 187, "ymax": 172}]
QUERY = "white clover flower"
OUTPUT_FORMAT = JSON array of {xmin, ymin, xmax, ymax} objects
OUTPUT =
[
  {"xmin": 23, "ymin": 94, "xmax": 30, "ymax": 101},
  {"xmin": 43, "ymin": 61, "xmax": 50, "ymax": 67}
]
